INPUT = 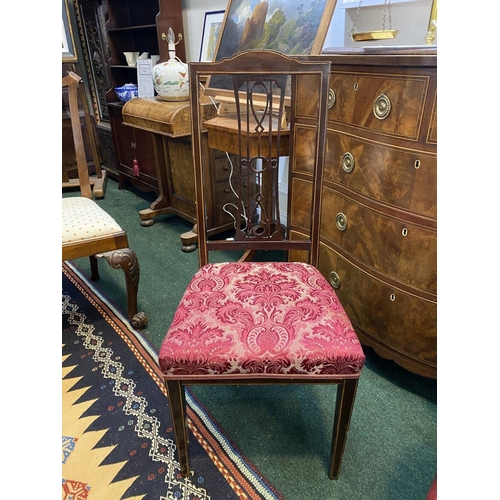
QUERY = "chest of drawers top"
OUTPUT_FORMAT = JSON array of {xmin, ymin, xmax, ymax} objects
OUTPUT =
[{"xmin": 307, "ymin": 48, "xmax": 437, "ymax": 147}]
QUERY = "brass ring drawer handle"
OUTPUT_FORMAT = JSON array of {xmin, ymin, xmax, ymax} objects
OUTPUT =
[
  {"xmin": 336, "ymin": 212, "xmax": 348, "ymax": 231},
  {"xmin": 329, "ymin": 271, "xmax": 341, "ymax": 289},
  {"xmin": 373, "ymin": 94, "xmax": 392, "ymax": 120},
  {"xmin": 341, "ymin": 152, "xmax": 355, "ymax": 173},
  {"xmin": 328, "ymin": 88, "xmax": 336, "ymax": 109}
]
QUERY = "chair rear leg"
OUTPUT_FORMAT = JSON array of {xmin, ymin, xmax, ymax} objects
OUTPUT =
[
  {"xmin": 89, "ymin": 255, "xmax": 99, "ymax": 281},
  {"xmin": 329, "ymin": 378, "xmax": 359, "ymax": 479},
  {"xmin": 165, "ymin": 380, "xmax": 190, "ymax": 478},
  {"xmin": 96, "ymin": 248, "xmax": 148, "ymax": 329}
]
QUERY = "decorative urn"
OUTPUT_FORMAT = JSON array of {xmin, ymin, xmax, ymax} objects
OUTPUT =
[{"xmin": 152, "ymin": 28, "xmax": 189, "ymax": 101}]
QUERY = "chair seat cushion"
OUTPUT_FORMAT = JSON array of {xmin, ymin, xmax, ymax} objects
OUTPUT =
[
  {"xmin": 159, "ymin": 262, "xmax": 365, "ymax": 380},
  {"xmin": 62, "ymin": 197, "xmax": 123, "ymax": 244}
]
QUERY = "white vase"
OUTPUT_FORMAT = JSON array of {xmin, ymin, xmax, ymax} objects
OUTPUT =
[{"xmin": 152, "ymin": 57, "xmax": 189, "ymax": 102}]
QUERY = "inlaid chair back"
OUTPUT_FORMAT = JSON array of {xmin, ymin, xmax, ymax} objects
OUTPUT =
[
  {"xmin": 158, "ymin": 50, "xmax": 365, "ymax": 480},
  {"xmin": 190, "ymin": 50, "xmax": 328, "ymax": 267},
  {"xmin": 62, "ymin": 72, "xmax": 147, "ymax": 329}
]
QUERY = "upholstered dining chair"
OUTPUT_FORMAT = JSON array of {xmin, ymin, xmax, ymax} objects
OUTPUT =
[
  {"xmin": 158, "ymin": 50, "xmax": 365, "ymax": 479},
  {"xmin": 62, "ymin": 71, "xmax": 147, "ymax": 329}
]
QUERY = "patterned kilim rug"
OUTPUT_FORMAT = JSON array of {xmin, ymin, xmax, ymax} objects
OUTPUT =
[{"xmin": 62, "ymin": 262, "xmax": 284, "ymax": 500}]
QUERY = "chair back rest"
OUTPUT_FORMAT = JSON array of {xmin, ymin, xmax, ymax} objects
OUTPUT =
[
  {"xmin": 62, "ymin": 71, "xmax": 92, "ymax": 199},
  {"xmin": 189, "ymin": 50, "xmax": 331, "ymax": 268}
]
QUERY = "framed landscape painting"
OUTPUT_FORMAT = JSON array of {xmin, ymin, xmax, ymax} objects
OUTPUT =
[{"xmin": 207, "ymin": 0, "xmax": 337, "ymax": 95}]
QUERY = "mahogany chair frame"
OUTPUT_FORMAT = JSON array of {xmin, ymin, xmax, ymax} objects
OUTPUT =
[
  {"xmin": 162, "ymin": 50, "xmax": 361, "ymax": 479},
  {"xmin": 62, "ymin": 72, "xmax": 147, "ymax": 329}
]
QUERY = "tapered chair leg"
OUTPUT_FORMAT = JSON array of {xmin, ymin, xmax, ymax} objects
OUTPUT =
[
  {"xmin": 96, "ymin": 248, "xmax": 148, "ymax": 329},
  {"xmin": 165, "ymin": 380, "xmax": 190, "ymax": 477},
  {"xmin": 89, "ymin": 255, "xmax": 99, "ymax": 281},
  {"xmin": 329, "ymin": 379, "xmax": 359, "ymax": 479}
]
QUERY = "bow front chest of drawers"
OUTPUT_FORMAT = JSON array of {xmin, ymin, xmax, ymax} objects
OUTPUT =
[{"xmin": 290, "ymin": 48, "xmax": 437, "ymax": 378}]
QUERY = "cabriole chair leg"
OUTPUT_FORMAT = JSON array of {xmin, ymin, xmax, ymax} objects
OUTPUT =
[{"xmin": 96, "ymin": 248, "xmax": 148, "ymax": 329}]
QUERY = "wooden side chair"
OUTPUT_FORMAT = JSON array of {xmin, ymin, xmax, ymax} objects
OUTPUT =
[
  {"xmin": 158, "ymin": 50, "xmax": 365, "ymax": 479},
  {"xmin": 62, "ymin": 72, "xmax": 148, "ymax": 329},
  {"xmin": 62, "ymin": 70, "xmax": 107, "ymax": 198}
]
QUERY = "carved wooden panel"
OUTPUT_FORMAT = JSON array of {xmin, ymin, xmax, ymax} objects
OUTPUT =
[{"xmin": 78, "ymin": 0, "xmax": 113, "ymax": 123}]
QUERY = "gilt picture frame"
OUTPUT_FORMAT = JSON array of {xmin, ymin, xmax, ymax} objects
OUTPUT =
[
  {"xmin": 62, "ymin": 0, "xmax": 77, "ymax": 62},
  {"xmin": 206, "ymin": 0, "xmax": 338, "ymax": 97},
  {"xmin": 199, "ymin": 10, "xmax": 225, "ymax": 62}
]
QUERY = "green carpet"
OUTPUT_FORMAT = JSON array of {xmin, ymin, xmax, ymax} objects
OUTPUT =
[{"xmin": 64, "ymin": 177, "xmax": 437, "ymax": 499}]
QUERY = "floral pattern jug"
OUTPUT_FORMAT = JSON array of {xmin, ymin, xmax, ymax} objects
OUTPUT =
[{"xmin": 152, "ymin": 28, "xmax": 189, "ymax": 101}]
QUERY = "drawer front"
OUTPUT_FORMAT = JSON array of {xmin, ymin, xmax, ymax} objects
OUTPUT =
[
  {"xmin": 328, "ymin": 71, "xmax": 429, "ymax": 140},
  {"xmin": 214, "ymin": 177, "xmax": 257, "ymax": 227},
  {"xmin": 321, "ymin": 187, "xmax": 437, "ymax": 293},
  {"xmin": 325, "ymin": 131, "xmax": 436, "ymax": 218},
  {"xmin": 214, "ymin": 152, "xmax": 240, "ymax": 181},
  {"xmin": 318, "ymin": 243, "xmax": 437, "ymax": 367}
]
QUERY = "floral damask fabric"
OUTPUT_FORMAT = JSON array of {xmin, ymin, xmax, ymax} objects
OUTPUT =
[{"xmin": 159, "ymin": 262, "xmax": 365, "ymax": 380}]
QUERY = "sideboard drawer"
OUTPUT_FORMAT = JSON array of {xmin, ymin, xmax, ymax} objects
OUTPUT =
[
  {"xmin": 325, "ymin": 131, "xmax": 437, "ymax": 218},
  {"xmin": 328, "ymin": 71, "xmax": 429, "ymax": 140},
  {"xmin": 321, "ymin": 187, "xmax": 437, "ymax": 293},
  {"xmin": 214, "ymin": 151, "xmax": 240, "ymax": 181},
  {"xmin": 318, "ymin": 243, "xmax": 437, "ymax": 368},
  {"xmin": 213, "ymin": 173, "xmax": 257, "ymax": 227}
]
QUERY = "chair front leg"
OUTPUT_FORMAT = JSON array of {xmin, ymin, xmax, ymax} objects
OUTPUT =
[
  {"xmin": 96, "ymin": 248, "xmax": 148, "ymax": 329},
  {"xmin": 329, "ymin": 378, "xmax": 359, "ymax": 479},
  {"xmin": 165, "ymin": 380, "xmax": 190, "ymax": 478}
]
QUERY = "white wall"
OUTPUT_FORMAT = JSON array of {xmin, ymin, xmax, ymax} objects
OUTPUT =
[{"xmin": 181, "ymin": 0, "xmax": 227, "ymax": 63}]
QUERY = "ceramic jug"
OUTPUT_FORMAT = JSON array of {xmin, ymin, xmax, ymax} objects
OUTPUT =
[
  {"xmin": 151, "ymin": 28, "xmax": 189, "ymax": 101},
  {"xmin": 123, "ymin": 52, "xmax": 139, "ymax": 67}
]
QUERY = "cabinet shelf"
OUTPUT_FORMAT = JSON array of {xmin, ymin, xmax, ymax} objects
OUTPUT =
[
  {"xmin": 110, "ymin": 65, "xmax": 143, "ymax": 70},
  {"xmin": 107, "ymin": 24, "xmax": 156, "ymax": 33}
]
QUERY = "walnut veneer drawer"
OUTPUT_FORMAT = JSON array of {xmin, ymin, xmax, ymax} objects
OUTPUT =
[
  {"xmin": 327, "ymin": 71, "xmax": 429, "ymax": 141},
  {"xmin": 213, "ymin": 152, "xmax": 240, "ymax": 181},
  {"xmin": 318, "ymin": 242, "xmax": 437, "ymax": 371},
  {"xmin": 213, "ymin": 174, "xmax": 256, "ymax": 227},
  {"xmin": 325, "ymin": 131, "xmax": 437, "ymax": 218},
  {"xmin": 321, "ymin": 187, "xmax": 437, "ymax": 293}
]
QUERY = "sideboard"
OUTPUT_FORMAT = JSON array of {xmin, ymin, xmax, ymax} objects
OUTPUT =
[
  {"xmin": 290, "ymin": 48, "xmax": 437, "ymax": 378},
  {"xmin": 117, "ymin": 96, "xmax": 242, "ymax": 251}
]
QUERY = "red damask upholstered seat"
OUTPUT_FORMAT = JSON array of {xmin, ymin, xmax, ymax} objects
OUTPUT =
[
  {"xmin": 158, "ymin": 50, "xmax": 365, "ymax": 480},
  {"xmin": 159, "ymin": 262, "xmax": 364, "ymax": 379}
]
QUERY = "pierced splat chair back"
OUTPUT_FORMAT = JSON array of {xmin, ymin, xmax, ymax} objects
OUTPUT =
[{"xmin": 190, "ymin": 50, "xmax": 330, "ymax": 266}]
